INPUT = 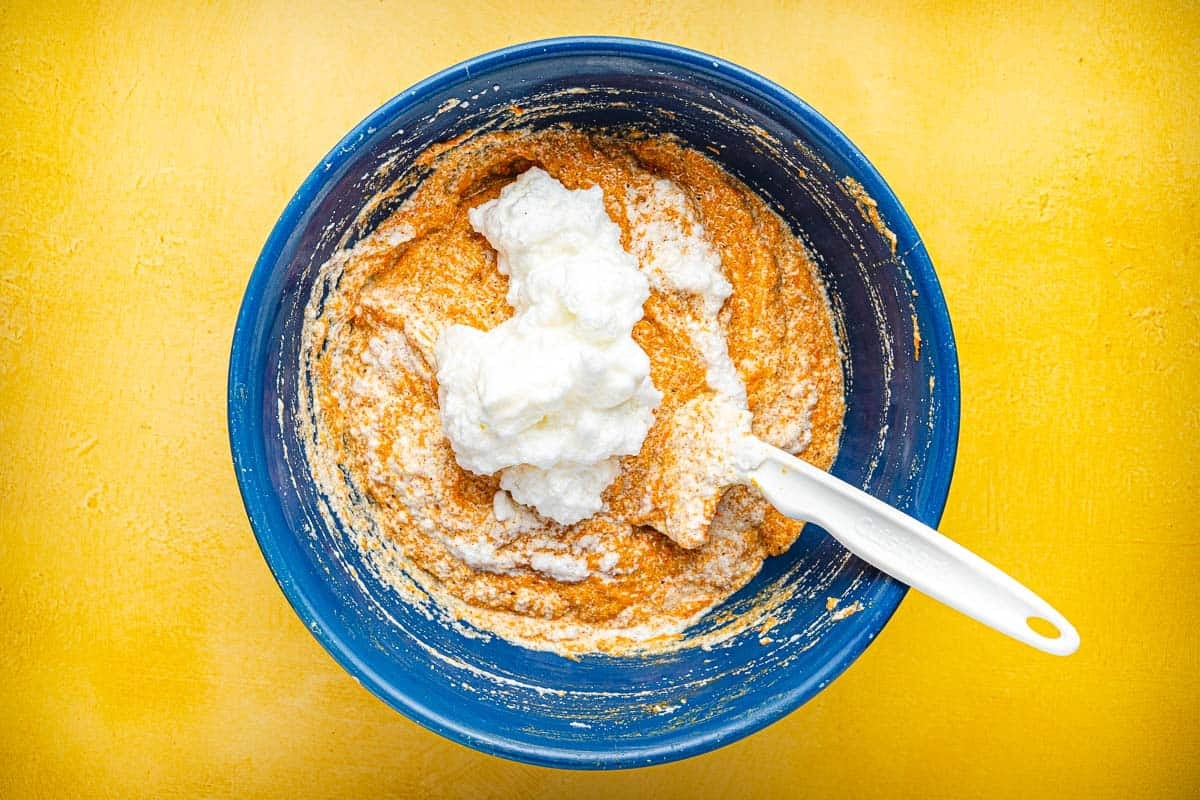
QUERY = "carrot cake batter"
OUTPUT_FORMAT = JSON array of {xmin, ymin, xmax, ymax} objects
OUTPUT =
[{"xmin": 299, "ymin": 126, "xmax": 844, "ymax": 654}]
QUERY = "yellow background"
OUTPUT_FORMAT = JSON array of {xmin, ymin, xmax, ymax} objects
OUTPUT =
[{"xmin": 2, "ymin": 1, "xmax": 1197, "ymax": 797}]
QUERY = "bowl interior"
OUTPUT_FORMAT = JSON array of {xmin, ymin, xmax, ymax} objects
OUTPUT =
[{"xmin": 228, "ymin": 38, "xmax": 959, "ymax": 769}]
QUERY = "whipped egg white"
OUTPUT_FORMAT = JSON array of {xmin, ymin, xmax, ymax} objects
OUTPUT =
[{"xmin": 434, "ymin": 168, "xmax": 662, "ymax": 525}]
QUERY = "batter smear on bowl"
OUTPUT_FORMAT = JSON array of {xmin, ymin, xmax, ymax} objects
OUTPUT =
[{"xmin": 300, "ymin": 127, "xmax": 844, "ymax": 654}]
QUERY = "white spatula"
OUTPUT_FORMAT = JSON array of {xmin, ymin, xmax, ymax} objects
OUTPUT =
[{"xmin": 740, "ymin": 438, "xmax": 1079, "ymax": 655}]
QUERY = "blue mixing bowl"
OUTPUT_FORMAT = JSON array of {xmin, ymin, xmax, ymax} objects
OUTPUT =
[{"xmin": 228, "ymin": 36, "xmax": 959, "ymax": 768}]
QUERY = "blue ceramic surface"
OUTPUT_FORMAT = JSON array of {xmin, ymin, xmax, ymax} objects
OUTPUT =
[{"xmin": 228, "ymin": 36, "xmax": 959, "ymax": 769}]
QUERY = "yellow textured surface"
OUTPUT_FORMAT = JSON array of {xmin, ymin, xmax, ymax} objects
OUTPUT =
[{"xmin": 2, "ymin": 2, "xmax": 1197, "ymax": 797}]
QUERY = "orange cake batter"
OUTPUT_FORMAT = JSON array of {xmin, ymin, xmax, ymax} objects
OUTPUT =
[{"xmin": 300, "ymin": 126, "xmax": 844, "ymax": 654}]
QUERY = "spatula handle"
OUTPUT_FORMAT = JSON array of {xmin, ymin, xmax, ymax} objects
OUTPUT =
[{"xmin": 744, "ymin": 441, "xmax": 1079, "ymax": 656}]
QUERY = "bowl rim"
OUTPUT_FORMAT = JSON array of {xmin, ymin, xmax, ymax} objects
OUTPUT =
[{"xmin": 228, "ymin": 35, "xmax": 961, "ymax": 769}]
